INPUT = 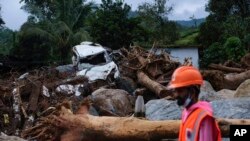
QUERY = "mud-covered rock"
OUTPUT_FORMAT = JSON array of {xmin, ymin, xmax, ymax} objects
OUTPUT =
[
  {"xmin": 91, "ymin": 88, "xmax": 134, "ymax": 116},
  {"xmin": 234, "ymin": 79, "xmax": 250, "ymax": 97},
  {"xmin": 216, "ymin": 89, "xmax": 235, "ymax": 99}
]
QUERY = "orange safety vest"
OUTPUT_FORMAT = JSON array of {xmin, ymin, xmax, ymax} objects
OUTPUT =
[{"xmin": 178, "ymin": 108, "xmax": 221, "ymax": 141}]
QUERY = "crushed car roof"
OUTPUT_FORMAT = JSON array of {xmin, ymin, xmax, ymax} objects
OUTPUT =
[{"xmin": 73, "ymin": 41, "xmax": 106, "ymax": 58}]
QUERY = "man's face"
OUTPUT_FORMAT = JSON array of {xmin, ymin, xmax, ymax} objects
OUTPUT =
[{"xmin": 172, "ymin": 87, "xmax": 189, "ymax": 106}]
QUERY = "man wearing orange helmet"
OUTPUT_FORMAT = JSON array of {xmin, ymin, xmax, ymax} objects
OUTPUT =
[{"xmin": 167, "ymin": 66, "xmax": 221, "ymax": 141}]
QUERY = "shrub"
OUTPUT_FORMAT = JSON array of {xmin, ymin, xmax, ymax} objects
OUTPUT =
[
  {"xmin": 223, "ymin": 36, "xmax": 246, "ymax": 61},
  {"xmin": 200, "ymin": 42, "xmax": 226, "ymax": 67}
]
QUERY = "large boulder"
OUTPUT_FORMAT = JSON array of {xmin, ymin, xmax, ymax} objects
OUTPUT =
[
  {"xmin": 91, "ymin": 88, "xmax": 134, "ymax": 116},
  {"xmin": 234, "ymin": 79, "xmax": 250, "ymax": 97},
  {"xmin": 212, "ymin": 98, "xmax": 250, "ymax": 118},
  {"xmin": 146, "ymin": 98, "xmax": 250, "ymax": 120},
  {"xmin": 216, "ymin": 89, "xmax": 235, "ymax": 99},
  {"xmin": 145, "ymin": 99, "xmax": 181, "ymax": 120},
  {"xmin": 241, "ymin": 53, "xmax": 250, "ymax": 67},
  {"xmin": 199, "ymin": 81, "xmax": 221, "ymax": 101}
]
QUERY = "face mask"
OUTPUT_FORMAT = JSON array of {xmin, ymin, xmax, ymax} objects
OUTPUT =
[
  {"xmin": 176, "ymin": 96, "xmax": 186, "ymax": 106},
  {"xmin": 184, "ymin": 95, "xmax": 192, "ymax": 107},
  {"xmin": 176, "ymin": 93, "xmax": 192, "ymax": 107}
]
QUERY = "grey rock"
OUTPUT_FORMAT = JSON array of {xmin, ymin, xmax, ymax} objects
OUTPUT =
[
  {"xmin": 212, "ymin": 98, "xmax": 250, "ymax": 118},
  {"xmin": 199, "ymin": 81, "xmax": 221, "ymax": 101},
  {"xmin": 146, "ymin": 97, "xmax": 250, "ymax": 120},
  {"xmin": 146, "ymin": 99, "xmax": 181, "ymax": 120},
  {"xmin": 0, "ymin": 132, "xmax": 26, "ymax": 141},
  {"xmin": 89, "ymin": 105, "xmax": 99, "ymax": 116},
  {"xmin": 56, "ymin": 64, "xmax": 75, "ymax": 73}
]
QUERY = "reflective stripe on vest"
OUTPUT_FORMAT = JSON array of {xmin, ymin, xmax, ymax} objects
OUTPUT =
[
  {"xmin": 179, "ymin": 108, "xmax": 217, "ymax": 141},
  {"xmin": 179, "ymin": 108, "xmax": 221, "ymax": 141},
  {"xmin": 189, "ymin": 110, "xmax": 207, "ymax": 141}
]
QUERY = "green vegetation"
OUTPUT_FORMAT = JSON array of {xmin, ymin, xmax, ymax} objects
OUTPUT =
[
  {"xmin": 198, "ymin": 0, "xmax": 250, "ymax": 67},
  {"xmin": 0, "ymin": 28, "xmax": 15, "ymax": 55},
  {"xmin": 10, "ymin": 0, "xmax": 93, "ymax": 64},
  {"xmin": 0, "ymin": 0, "xmax": 249, "ymax": 69},
  {"xmin": 88, "ymin": 0, "xmax": 145, "ymax": 49},
  {"xmin": 0, "ymin": 6, "xmax": 4, "ymax": 26},
  {"xmin": 224, "ymin": 37, "xmax": 246, "ymax": 61},
  {"xmin": 175, "ymin": 30, "xmax": 198, "ymax": 45}
]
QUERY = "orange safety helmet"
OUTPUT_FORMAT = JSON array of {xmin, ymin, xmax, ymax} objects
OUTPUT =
[{"xmin": 167, "ymin": 66, "xmax": 203, "ymax": 89}]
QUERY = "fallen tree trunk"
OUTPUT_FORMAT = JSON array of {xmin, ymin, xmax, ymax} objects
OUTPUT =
[
  {"xmin": 58, "ymin": 114, "xmax": 250, "ymax": 141},
  {"xmin": 202, "ymin": 69, "xmax": 250, "ymax": 90},
  {"xmin": 137, "ymin": 71, "xmax": 170, "ymax": 98},
  {"xmin": 209, "ymin": 63, "xmax": 245, "ymax": 73},
  {"xmin": 22, "ymin": 103, "xmax": 250, "ymax": 141}
]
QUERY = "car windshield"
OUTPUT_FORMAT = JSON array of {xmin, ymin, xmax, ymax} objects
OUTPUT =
[{"xmin": 79, "ymin": 52, "xmax": 107, "ymax": 65}]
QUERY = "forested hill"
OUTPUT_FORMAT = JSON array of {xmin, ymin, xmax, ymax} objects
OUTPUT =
[
  {"xmin": 175, "ymin": 18, "xmax": 205, "ymax": 27},
  {"xmin": 128, "ymin": 10, "xmax": 205, "ymax": 27}
]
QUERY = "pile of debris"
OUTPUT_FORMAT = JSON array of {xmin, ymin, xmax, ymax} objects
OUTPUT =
[
  {"xmin": 116, "ymin": 46, "xmax": 182, "ymax": 98},
  {"xmin": 202, "ymin": 53, "xmax": 250, "ymax": 90},
  {"xmin": 0, "ymin": 46, "xmax": 183, "ymax": 140},
  {"xmin": 0, "ymin": 46, "xmax": 250, "ymax": 141},
  {"xmin": 0, "ymin": 68, "xmax": 90, "ymax": 135}
]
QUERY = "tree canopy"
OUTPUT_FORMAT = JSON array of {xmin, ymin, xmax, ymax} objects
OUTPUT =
[
  {"xmin": 88, "ymin": 0, "xmax": 148, "ymax": 50},
  {"xmin": 198, "ymin": 0, "xmax": 250, "ymax": 67},
  {"xmin": 0, "ymin": 6, "xmax": 5, "ymax": 26},
  {"xmin": 0, "ymin": 0, "xmax": 179, "ymax": 67},
  {"xmin": 12, "ymin": 0, "xmax": 93, "ymax": 65},
  {"xmin": 137, "ymin": 0, "xmax": 179, "ymax": 44}
]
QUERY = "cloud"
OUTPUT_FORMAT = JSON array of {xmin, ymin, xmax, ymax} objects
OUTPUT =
[
  {"xmin": 123, "ymin": 0, "xmax": 209, "ymax": 20},
  {"xmin": 168, "ymin": 0, "xmax": 209, "ymax": 20},
  {"xmin": 0, "ymin": 0, "xmax": 28, "ymax": 30},
  {"xmin": 0, "ymin": 0, "xmax": 209, "ymax": 30}
]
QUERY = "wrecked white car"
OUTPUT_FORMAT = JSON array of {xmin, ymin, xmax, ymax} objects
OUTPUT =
[
  {"xmin": 72, "ymin": 41, "xmax": 120, "ymax": 82},
  {"xmin": 56, "ymin": 41, "xmax": 135, "ymax": 94}
]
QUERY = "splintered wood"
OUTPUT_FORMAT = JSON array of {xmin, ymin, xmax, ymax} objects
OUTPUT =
[
  {"xmin": 119, "ymin": 46, "xmax": 180, "ymax": 97},
  {"xmin": 22, "ymin": 101, "xmax": 250, "ymax": 141},
  {"xmin": 203, "ymin": 53, "xmax": 250, "ymax": 90}
]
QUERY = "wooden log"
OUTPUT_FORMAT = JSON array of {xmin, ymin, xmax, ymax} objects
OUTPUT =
[
  {"xmin": 55, "ymin": 111, "xmax": 250, "ymax": 141},
  {"xmin": 241, "ymin": 53, "xmax": 250, "ymax": 67},
  {"xmin": 202, "ymin": 69, "xmax": 250, "ymax": 90},
  {"xmin": 209, "ymin": 63, "xmax": 245, "ymax": 73},
  {"xmin": 0, "ymin": 85, "xmax": 10, "ymax": 92},
  {"xmin": 137, "ymin": 71, "xmax": 170, "ymax": 98},
  {"xmin": 147, "ymin": 63, "xmax": 163, "ymax": 78},
  {"xmin": 137, "ymin": 56, "xmax": 147, "ymax": 67},
  {"xmin": 224, "ymin": 60, "xmax": 242, "ymax": 68},
  {"xmin": 217, "ymin": 118, "xmax": 250, "ymax": 137},
  {"xmin": 28, "ymin": 81, "xmax": 41, "ymax": 113},
  {"xmin": 59, "ymin": 114, "xmax": 180, "ymax": 141},
  {"xmin": 22, "ymin": 103, "xmax": 250, "ymax": 141}
]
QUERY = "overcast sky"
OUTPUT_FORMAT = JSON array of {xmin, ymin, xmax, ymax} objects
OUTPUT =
[{"xmin": 0, "ymin": 0, "xmax": 209, "ymax": 30}]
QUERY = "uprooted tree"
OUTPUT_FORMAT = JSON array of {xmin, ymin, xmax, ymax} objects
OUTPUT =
[{"xmin": 21, "ymin": 100, "xmax": 250, "ymax": 141}]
